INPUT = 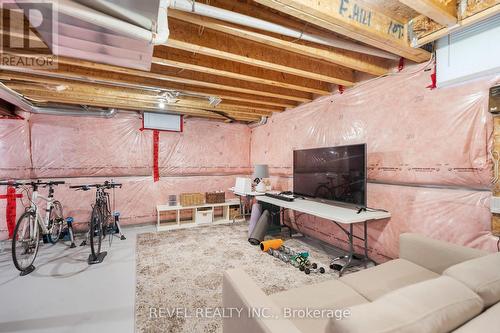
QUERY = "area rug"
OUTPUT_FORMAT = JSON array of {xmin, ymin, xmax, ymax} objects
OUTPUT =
[{"xmin": 135, "ymin": 222, "xmax": 358, "ymax": 333}]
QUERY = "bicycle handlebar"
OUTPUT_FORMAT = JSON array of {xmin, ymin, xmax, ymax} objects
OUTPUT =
[
  {"xmin": 0, "ymin": 180, "xmax": 65, "ymax": 188},
  {"xmin": 70, "ymin": 182, "xmax": 122, "ymax": 190}
]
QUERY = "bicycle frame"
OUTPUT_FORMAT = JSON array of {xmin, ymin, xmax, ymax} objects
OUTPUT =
[
  {"xmin": 25, "ymin": 187, "xmax": 56, "ymax": 238},
  {"xmin": 5, "ymin": 180, "xmax": 65, "ymax": 275},
  {"xmin": 70, "ymin": 181, "xmax": 126, "ymax": 259}
]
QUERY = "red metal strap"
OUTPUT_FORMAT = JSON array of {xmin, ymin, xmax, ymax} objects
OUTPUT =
[
  {"xmin": 398, "ymin": 57, "xmax": 405, "ymax": 72},
  {"xmin": 427, "ymin": 63, "xmax": 437, "ymax": 90},
  {"xmin": 153, "ymin": 130, "xmax": 160, "ymax": 182},
  {"xmin": 0, "ymin": 186, "xmax": 23, "ymax": 238}
]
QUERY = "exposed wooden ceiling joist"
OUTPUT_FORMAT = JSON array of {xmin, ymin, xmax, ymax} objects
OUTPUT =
[
  {"xmin": 168, "ymin": 10, "xmax": 392, "ymax": 77},
  {"xmin": 149, "ymin": 63, "xmax": 313, "ymax": 102},
  {"xmin": 49, "ymin": 57, "xmax": 311, "ymax": 103},
  {"xmin": 2, "ymin": 1, "xmax": 442, "ymax": 124},
  {"xmin": 0, "ymin": 65, "xmax": 295, "ymax": 111},
  {"xmin": 199, "ymin": 0, "xmax": 406, "ymax": 56},
  {"xmin": 399, "ymin": 0, "xmax": 457, "ymax": 26},
  {"xmin": 167, "ymin": 18, "xmax": 355, "ymax": 85},
  {"xmin": 358, "ymin": 0, "xmax": 420, "ymax": 22},
  {"xmin": 2, "ymin": 79, "xmax": 282, "ymax": 116},
  {"xmin": 152, "ymin": 48, "xmax": 332, "ymax": 95},
  {"xmin": 23, "ymin": 94, "xmax": 246, "ymax": 121},
  {"xmin": 4, "ymin": 82, "xmax": 274, "ymax": 118},
  {"xmin": 253, "ymin": 0, "xmax": 431, "ymax": 62},
  {"xmin": 409, "ymin": 3, "xmax": 500, "ymax": 47},
  {"xmin": 11, "ymin": 88, "xmax": 262, "ymax": 122},
  {"xmin": 7, "ymin": 25, "xmax": 318, "ymax": 102}
]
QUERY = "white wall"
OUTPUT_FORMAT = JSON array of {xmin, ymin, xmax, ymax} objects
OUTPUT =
[{"xmin": 437, "ymin": 13, "xmax": 500, "ymax": 87}]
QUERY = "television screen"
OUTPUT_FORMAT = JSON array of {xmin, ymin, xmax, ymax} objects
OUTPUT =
[{"xmin": 293, "ymin": 144, "xmax": 366, "ymax": 207}]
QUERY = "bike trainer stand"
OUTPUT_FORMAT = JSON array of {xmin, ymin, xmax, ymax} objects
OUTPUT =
[
  {"xmin": 114, "ymin": 212, "xmax": 126, "ymax": 240},
  {"xmin": 66, "ymin": 217, "xmax": 76, "ymax": 248},
  {"xmin": 20, "ymin": 265, "xmax": 36, "ymax": 276},
  {"xmin": 88, "ymin": 252, "xmax": 107, "ymax": 265}
]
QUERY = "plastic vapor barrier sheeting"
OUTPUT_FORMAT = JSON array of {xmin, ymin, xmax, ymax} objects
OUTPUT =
[
  {"xmin": 286, "ymin": 183, "xmax": 492, "ymax": 261},
  {"xmin": 252, "ymin": 64, "xmax": 498, "ymax": 188},
  {"xmin": 252, "ymin": 64, "xmax": 500, "ymax": 258},
  {"xmin": 0, "ymin": 114, "xmax": 251, "ymax": 239},
  {"xmin": 0, "ymin": 119, "xmax": 31, "ymax": 179},
  {"xmin": 30, "ymin": 113, "xmax": 152, "ymax": 178}
]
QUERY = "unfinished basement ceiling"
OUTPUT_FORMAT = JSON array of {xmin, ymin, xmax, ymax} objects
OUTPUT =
[{"xmin": 1, "ymin": 0, "xmax": 499, "ymax": 123}]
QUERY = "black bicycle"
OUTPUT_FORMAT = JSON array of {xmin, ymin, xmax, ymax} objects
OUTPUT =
[{"xmin": 70, "ymin": 181, "xmax": 124, "ymax": 263}]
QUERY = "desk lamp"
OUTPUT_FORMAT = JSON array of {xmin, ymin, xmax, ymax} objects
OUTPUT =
[{"xmin": 253, "ymin": 164, "xmax": 269, "ymax": 192}]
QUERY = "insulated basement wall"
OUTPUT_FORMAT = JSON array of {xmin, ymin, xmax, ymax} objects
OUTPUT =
[
  {"xmin": 251, "ymin": 62, "xmax": 500, "ymax": 260},
  {"xmin": 0, "ymin": 114, "xmax": 251, "ymax": 239}
]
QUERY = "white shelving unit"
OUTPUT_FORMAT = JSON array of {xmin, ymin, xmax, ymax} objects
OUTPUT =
[{"xmin": 156, "ymin": 199, "xmax": 242, "ymax": 231}]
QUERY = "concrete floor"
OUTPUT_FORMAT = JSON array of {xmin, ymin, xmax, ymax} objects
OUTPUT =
[{"xmin": 0, "ymin": 225, "xmax": 153, "ymax": 333}]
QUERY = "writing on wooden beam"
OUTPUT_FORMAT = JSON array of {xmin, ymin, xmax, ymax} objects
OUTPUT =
[{"xmin": 337, "ymin": 0, "xmax": 405, "ymax": 40}]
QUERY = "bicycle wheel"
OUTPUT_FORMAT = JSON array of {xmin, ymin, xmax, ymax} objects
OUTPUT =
[
  {"xmin": 89, "ymin": 205, "xmax": 103, "ymax": 259},
  {"xmin": 48, "ymin": 201, "xmax": 64, "ymax": 244},
  {"xmin": 314, "ymin": 185, "xmax": 335, "ymax": 200},
  {"xmin": 12, "ymin": 212, "xmax": 40, "ymax": 272}
]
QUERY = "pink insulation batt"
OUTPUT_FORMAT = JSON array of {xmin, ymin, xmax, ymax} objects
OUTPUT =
[
  {"xmin": 251, "ymin": 63, "xmax": 500, "ymax": 259},
  {"xmin": 0, "ymin": 114, "xmax": 250, "ymax": 239},
  {"xmin": 1, "ymin": 62, "xmax": 499, "ymax": 259}
]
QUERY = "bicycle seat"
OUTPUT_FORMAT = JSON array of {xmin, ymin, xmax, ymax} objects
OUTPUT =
[
  {"xmin": 113, "ymin": 212, "xmax": 120, "ymax": 217},
  {"xmin": 65, "ymin": 217, "xmax": 74, "ymax": 223}
]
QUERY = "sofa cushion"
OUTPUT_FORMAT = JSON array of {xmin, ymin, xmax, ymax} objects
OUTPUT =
[
  {"xmin": 339, "ymin": 258, "xmax": 439, "ymax": 301},
  {"xmin": 327, "ymin": 276, "xmax": 484, "ymax": 333},
  {"xmin": 270, "ymin": 279, "xmax": 368, "ymax": 333},
  {"xmin": 453, "ymin": 301, "xmax": 500, "ymax": 332},
  {"xmin": 399, "ymin": 233, "xmax": 487, "ymax": 274},
  {"xmin": 444, "ymin": 252, "xmax": 500, "ymax": 307}
]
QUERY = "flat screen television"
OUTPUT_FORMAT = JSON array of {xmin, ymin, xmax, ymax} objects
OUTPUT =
[{"xmin": 293, "ymin": 144, "xmax": 366, "ymax": 207}]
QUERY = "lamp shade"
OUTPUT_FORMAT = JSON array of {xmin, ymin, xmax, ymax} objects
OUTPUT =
[{"xmin": 253, "ymin": 164, "xmax": 269, "ymax": 179}]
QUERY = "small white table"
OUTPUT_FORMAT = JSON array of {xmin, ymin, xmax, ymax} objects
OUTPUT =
[
  {"xmin": 257, "ymin": 195, "xmax": 391, "ymax": 276},
  {"xmin": 156, "ymin": 199, "xmax": 241, "ymax": 231}
]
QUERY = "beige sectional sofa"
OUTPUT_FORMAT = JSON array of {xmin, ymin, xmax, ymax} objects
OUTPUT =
[{"xmin": 223, "ymin": 233, "xmax": 500, "ymax": 333}]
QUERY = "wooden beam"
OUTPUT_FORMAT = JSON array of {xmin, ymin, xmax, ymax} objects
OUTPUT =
[
  {"xmin": 18, "ymin": 92, "xmax": 242, "ymax": 121},
  {"xmin": 152, "ymin": 48, "xmax": 332, "ymax": 95},
  {"xmin": 201, "ymin": 0, "xmax": 401, "ymax": 57},
  {"xmin": 50, "ymin": 56, "xmax": 311, "ymax": 103},
  {"xmin": 14, "ymin": 90, "xmax": 261, "ymax": 122},
  {"xmin": 1, "ymin": 66, "xmax": 298, "ymax": 109},
  {"xmin": 399, "ymin": 0, "xmax": 457, "ymax": 26},
  {"xmin": 253, "ymin": 0, "xmax": 431, "ymax": 62},
  {"xmin": 169, "ymin": 10, "xmax": 391, "ymax": 77},
  {"xmin": 408, "ymin": 15, "xmax": 444, "ymax": 46},
  {"xmin": 149, "ymin": 63, "xmax": 313, "ymax": 102},
  {"xmin": 4, "ymin": 72, "xmax": 284, "ymax": 113},
  {"xmin": 167, "ymin": 18, "xmax": 355, "ymax": 85},
  {"xmin": 460, "ymin": 0, "xmax": 499, "ymax": 19},
  {"xmin": 5, "ymin": 83, "xmax": 274, "ymax": 118},
  {"xmin": 409, "ymin": 3, "xmax": 500, "ymax": 47}
]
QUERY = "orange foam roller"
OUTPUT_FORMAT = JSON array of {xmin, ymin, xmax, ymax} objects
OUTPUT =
[{"xmin": 260, "ymin": 239, "xmax": 284, "ymax": 252}]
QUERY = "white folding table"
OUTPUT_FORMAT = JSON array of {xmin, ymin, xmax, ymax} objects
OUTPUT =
[
  {"xmin": 229, "ymin": 187, "xmax": 265, "ymax": 218},
  {"xmin": 256, "ymin": 196, "xmax": 391, "ymax": 276}
]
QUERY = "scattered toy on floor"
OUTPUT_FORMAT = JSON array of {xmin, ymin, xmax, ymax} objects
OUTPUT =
[{"xmin": 265, "ymin": 243, "xmax": 326, "ymax": 275}]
